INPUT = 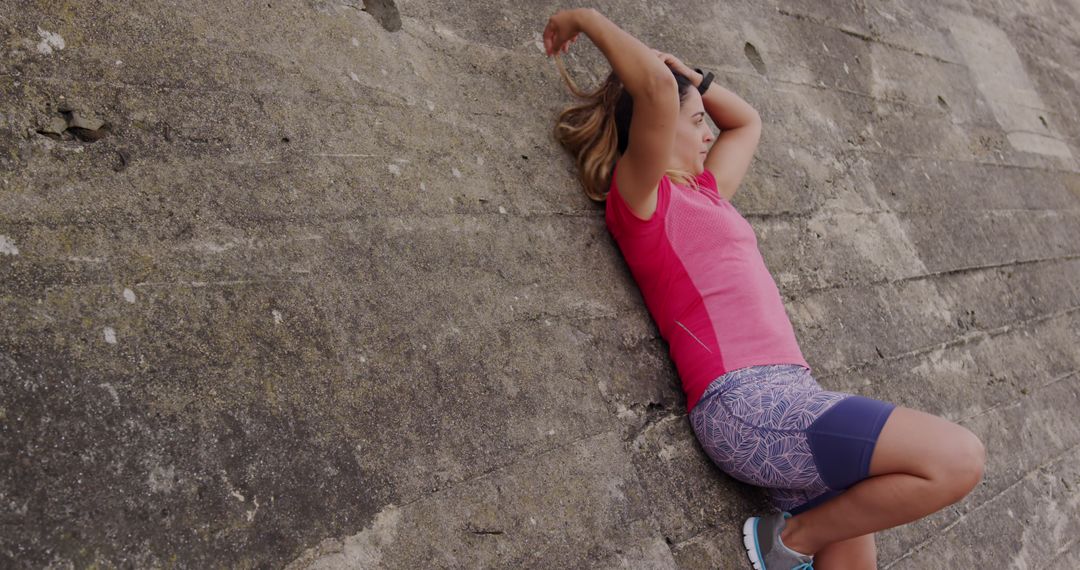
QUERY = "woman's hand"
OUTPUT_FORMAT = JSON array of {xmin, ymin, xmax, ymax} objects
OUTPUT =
[
  {"xmin": 543, "ymin": 9, "xmax": 588, "ymax": 56},
  {"xmin": 653, "ymin": 49, "xmax": 701, "ymax": 85}
]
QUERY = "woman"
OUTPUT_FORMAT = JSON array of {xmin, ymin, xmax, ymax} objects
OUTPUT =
[{"xmin": 544, "ymin": 8, "xmax": 986, "ymax": 570}]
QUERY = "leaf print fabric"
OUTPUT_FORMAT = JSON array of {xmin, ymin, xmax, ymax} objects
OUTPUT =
[{"xmin": 690, "ymin": 364, "xmax": 850, "ymax": 512}]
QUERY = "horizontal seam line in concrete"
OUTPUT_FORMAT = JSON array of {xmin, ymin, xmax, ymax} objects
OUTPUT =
[
  {"xmin": 3, "ymin": 70, "xmax": 473, "ymax": 117},
  {"xmin": 395, "ymin": 425, "xmax": 622, "ymax": 510},
  {"xmin": 769, "ymin": 75, "xmax": 963, "ymax": 111},
  {"xmin": 17, "ymin": 277, "xmax": 315, "ymax": 295},
  {"xmin": 5, "ymin": 73, "xmax": 254, "ymax": 98},
  {"xmin": 880, "ymin": 439, "xmax": 1080, "ymax": 569},
  {"xmin": 0, "ymin": 208, "xmax": 609, "ymax": 227},
  {"xmin": 817, "ymin": 304, "xmax": 1080, "ymax": 384},
  {"xmin": 9, "ymin": 67, "xmax": 430, "ymax": 110},
  {"xmin": 6, "ymin": 204, "xmax": 1078, "ymax": 232},
  {"xmin": 1050, "ymin": 534, "xmax": 1080, "ymax": 564},
  {"xmin": 13, "ymin": 279, "xmax": 640, "ymax": 328},
  {"xmin": 970, "ymin": 4, "xmax": 1080, "ymax": 43},
  {"xmin": 6, "ymin": 249, "xmax": 1080, "ymax": 330},
  {"xmin": 850, "ymin": 147, "xmax": 1080, "ymax": 174},
  {"xmin": 774, "ymin": 8, "xmax": 959, "ymax": 65},
  {"xmin": 747, "ymin": 208, "xmax": 1080, "ymax": 223},
  {"xmin": 846, "ymin": 147, "xmax": 1080, "ymax": 175},
  {"xmin": 955, "ymin": 369, "xmax": 1079, "ymax": 426},
  {"xmin": 130, "ymin": 278, "xmax": 312, "ymax": 289},
  {"xmin": 713, "ymin": 69, "xmax": 997, "ymax": 129},
  {"xmin": 687, "ymin": 67, "xmax": 1079, "ymax": 144},
  {"xmin": 1004, "ymin": 127, "xmax": 1075, "ymax": 141},
  {"xmin": 787, "ymin": 253, "xmax": 1080, "ymax": 299},
  {"xmin": 983, "ymin": 97, "xmax": 1070, "ymax": 116}
]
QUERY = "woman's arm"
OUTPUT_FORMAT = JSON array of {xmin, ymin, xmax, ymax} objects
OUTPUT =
[
  {"xmin": 545, "ymin": 9, "xmax": 673, "ymax": 100},
  {"xmin": 657, "ymin": 53, "xmax": 762, "ymax": 200},
  {"xmin": 686, "ymin": 69, "xmax": 761, "ymax": 130},
  {"xmin": 697, "ymin": 75, "xmax": 762, "ymax": 200},
  {"xmin": 545, "ymin": 9, "xmax": 678, "ymax": 219}
]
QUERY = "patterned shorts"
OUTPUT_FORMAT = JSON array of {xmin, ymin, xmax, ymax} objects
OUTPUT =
[{"xmin": 689, "ymin": 364, "xmax": 896, "ymax": 514}]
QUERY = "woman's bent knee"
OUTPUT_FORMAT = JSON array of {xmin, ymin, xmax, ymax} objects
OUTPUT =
[
  {"xmin": 872, "ymin": 407, "xmax": 986, "ymax": 503},
  {"xmin": 936, "ymin": 428, "xmax": 986, "ymax": 503}
]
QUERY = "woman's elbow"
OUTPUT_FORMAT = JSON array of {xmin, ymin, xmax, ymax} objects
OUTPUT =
[
  {"xmin": 633, "ymin": 71, "xmax": 678, "ymax": 105},
  {"xmin": 744, "ymin": 109, "xmax": 762, "ymax": 129}
]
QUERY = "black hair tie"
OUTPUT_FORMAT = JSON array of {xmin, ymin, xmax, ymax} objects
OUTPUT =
[{"xmin": 694, "ymin": 68, "xmax": 714, "ymax": 95}]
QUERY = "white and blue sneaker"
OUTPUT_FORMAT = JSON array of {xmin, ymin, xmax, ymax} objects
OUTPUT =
[{"xmin": 742, "ymin": 512, "xmax": 814, "ymax": 570}]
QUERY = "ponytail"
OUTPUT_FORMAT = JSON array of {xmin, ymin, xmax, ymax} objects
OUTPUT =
[
  {"xmin": 552, "ymin": 56, "xmax": 625, "ymax": 202},
  {"xmin": 552, "ymin": 56, "xmax": 698, "ymax": 202}
]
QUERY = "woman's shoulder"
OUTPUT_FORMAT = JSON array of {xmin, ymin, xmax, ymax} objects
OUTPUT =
[{"xmin": 607, "ymin": 162, "xmax": 672, "ymax": 230}]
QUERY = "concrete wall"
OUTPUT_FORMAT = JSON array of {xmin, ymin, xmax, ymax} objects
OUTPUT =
[{"xmin": 2, "ymin": 0, "xmax": 1079, "ymax": 567}]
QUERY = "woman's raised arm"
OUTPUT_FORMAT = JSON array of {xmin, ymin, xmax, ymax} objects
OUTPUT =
[
  {"xmin": 655, "ymin": 51, "xmax": 762, "ymax": 201},
  {"xmin": 545, "ymin": 9, "xmax": 678, "ymax": 218}
]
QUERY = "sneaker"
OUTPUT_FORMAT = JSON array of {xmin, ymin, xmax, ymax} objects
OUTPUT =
[{"xmin": 742, "ymin": 512, "xmax": 814, "ymax": 570}]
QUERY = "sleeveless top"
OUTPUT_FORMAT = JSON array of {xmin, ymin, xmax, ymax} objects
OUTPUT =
[{"xmin": 604, "ymin": 165, "xmax": 809, "ymax": 411}]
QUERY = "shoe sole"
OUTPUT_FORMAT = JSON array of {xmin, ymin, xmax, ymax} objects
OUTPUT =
[{"xmin": 742, "ymin": 517, "xmax": 765, "ymax": 570}]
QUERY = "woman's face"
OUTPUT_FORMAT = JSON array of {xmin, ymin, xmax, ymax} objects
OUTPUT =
[{"xmin": 671, "ymin": 89, "xmax": 715, "ymax": 175}]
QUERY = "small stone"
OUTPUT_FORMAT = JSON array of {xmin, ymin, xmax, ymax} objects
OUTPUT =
[
  {"xmin": 113, "ymin": 149, "xmax": 129, "ymax": 171},
  {"xmin": 0, "ymin": 235, "xmax": 18, "ymax": 256},
  {"xmin": 64, "ymin": 111, "xmax": 110, "ymax": 142},
  {"xmin": 42, "ymin": 116, "xmax": 67, "ymax": 135},
  {"xmin": 67, "ymin": 112, "xmax": 105, "ymax": 131}
]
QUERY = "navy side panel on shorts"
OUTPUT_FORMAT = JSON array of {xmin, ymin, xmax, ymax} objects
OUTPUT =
[
  {"xmin": 805, "ymin": 395, "xmax": 896, "ymax": 491},
  {"xmin": 787, "ymin": 488, "xmax": 842, "ymax": 515}
]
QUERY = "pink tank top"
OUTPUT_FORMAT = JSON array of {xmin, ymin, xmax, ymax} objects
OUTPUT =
[{"xmin": 604, "ymin": 165, "xmax": 809, "ymax": 411}]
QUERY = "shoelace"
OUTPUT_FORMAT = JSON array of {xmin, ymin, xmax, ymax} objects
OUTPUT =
[{"xmin": 792, "ymin": 563, "xmax": 814, "ymax": 570}]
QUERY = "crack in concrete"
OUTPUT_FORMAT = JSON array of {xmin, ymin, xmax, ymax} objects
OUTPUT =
[
  {"xmin": 955, "ymin": 369, "xmax": 1079, "ymax": 426},
  {"xmin": 623, "ymin": 410, "xmax": 687, "ymax": 446},
  {"xmin": 816, "ymin": 304, "xmax": 1080, "ymax": 384},
  {"xmin": 747, "ymin": 207, "xmax": 1080, "ymax": 223},
  {"xmin": 774, "ymin": 8, "xmax": 959, "ymax": 65},
  {"xmin": 850, "ymin": 147, "xmax": 1080, "ymax": 175},
  {"xmin": 0, "ymin": 209, "xmax": 605, "ymax": 229},
  {"xmin": 791, "ymin": 253, "xmax": 1080, "ymax": 300},
  {"xmin": 131, "ymin": 278, "xmax": 313, "ymax": 289},
  {"xmin": 393, "ymin": 425, "xmax": 622, "ymax": 511},
  {"xmin": 9, "ymin": 72, "xmax": 252, "ymax": 98},
  {"xmin": 1049, "ymin": 533, "xmax": 1080, "ymax": 564}
]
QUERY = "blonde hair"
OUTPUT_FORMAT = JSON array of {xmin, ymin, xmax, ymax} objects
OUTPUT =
[{"xmin": 552, "ymin": 56, "xmax": 698, "ymax": 202}]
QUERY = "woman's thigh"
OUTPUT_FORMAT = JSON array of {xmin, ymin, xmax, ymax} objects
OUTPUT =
[{"xmin": 868, "ymin": 406, "xmax": 986, "ymax": 483}]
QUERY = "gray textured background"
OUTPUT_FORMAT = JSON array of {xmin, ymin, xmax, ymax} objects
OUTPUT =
[{"xmin": 2, "ymin": 0, "xmax": 1079, "ymax": 568}]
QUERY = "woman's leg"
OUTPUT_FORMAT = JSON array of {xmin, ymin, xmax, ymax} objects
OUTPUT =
[
  {"xmin": 813, "ymin": 533, "xmax": 877, "ymax": 570},
  {"xmin": 779, "ymin": 406, "xmax": 986, "ymax": 555}
]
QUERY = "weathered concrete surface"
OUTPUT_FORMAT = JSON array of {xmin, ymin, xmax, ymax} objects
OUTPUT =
[{"xmin": 2, "ymin": 0, "xmax": 1079, "ymax": 567}]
